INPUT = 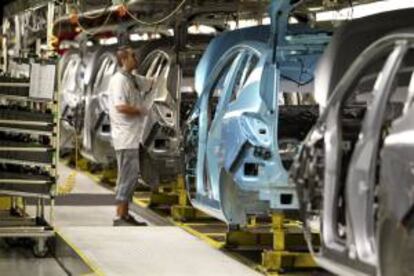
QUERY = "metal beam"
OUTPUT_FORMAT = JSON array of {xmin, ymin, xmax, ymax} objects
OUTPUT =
[{"xmin": 3, "ymin": 0, "xmax": 49, "ymax": 18}]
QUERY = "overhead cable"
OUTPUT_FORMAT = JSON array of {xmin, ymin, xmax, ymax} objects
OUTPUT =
[{"xmin": 125, "ymin": 0, "xmax": 187, "ymax": 26}]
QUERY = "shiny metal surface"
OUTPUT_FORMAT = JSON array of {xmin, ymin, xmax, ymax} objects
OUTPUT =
[
  {"xmin": 185, "ymin": 10, "xmax": 329, "ymax": 225},
  {"xmin": 290, "ymin": 26, "xmax": 414, "ymax": 275},
  {"xmin": 77, "ymin": 37, "xmax": 208, "ymax": 189},
  {"xmin": 59, "ymin": 49, "xmax": 86, "ymax": 151},
  {"xmin": 82, "ymin": 47, "xmax": 117, "ymax": 164}
]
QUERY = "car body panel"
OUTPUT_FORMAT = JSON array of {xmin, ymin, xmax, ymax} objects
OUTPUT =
[
  {"xmin": 77, "ymin": 37, "xmax": 209, "ymax": 189},
  {"xmin": 187, "ymin": 17, "xmax": 330, "ymax": 226},
  {"xmin": 379, "ymin": 102, "xmax": 414, "ymax": 276},
  {"xmin": 59, "ymin": 49, "xmax": 86, "ymax": 151},
  {"xmin": 82, "ymin": 48, "xmax": 118, "ymax": 164},
  {"xmin": 290, "ymin": 12, "xmax": 414, "ymax": 274}
]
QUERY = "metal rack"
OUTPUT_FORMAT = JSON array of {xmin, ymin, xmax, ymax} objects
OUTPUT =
[{"xmin": 0, "ymin": 64, "xmax": 58, "ymax": 257}]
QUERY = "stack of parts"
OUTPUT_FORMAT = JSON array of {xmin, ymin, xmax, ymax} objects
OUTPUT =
[
  {"xmin": 0, "ymin": 65, "xmax": 58, "ymax": 255},
  {"xmin": 0, "ymin": 83, "xmax": 57, "ymax": 197}
]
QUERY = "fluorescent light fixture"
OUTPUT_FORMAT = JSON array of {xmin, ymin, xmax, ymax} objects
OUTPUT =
[
  {"xmin": 129, "ymin": 33, "xmax": 142, "ymax": 41},
  {"xmin": 289, "ymin": 17, "xmax": 299, "ymax": 24},
  {"xmin": 262, "ymin": 17, "xmax": 271, "ymax": 25},
  {"xmin": 227, "ymin": 19, "xmax": 266, "ymax": 30},
  {"xmin": 188, "ymin": 25, "xmax": 216, "ymax": 34},
  {"xmin": 99, "ymin": 37, "xmax": 118, "ymax": 45},
  {"xmin": 316, "ymin": 0, "xmax": 414, "ymax": 21}
]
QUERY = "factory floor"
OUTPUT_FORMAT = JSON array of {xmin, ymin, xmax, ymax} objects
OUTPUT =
[{"xmin": 0, "ymin": 163, "xmax": 261, "ymax": 276}]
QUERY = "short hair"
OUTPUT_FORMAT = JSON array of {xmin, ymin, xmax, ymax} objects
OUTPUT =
[{"xmin": 116, "ymin": 45, "xmax": 133, "ymax": 66}]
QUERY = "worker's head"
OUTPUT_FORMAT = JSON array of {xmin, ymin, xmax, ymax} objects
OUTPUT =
[{"xmin": 116, "ymin": 46, "xmax": 137, "ymax": 72}]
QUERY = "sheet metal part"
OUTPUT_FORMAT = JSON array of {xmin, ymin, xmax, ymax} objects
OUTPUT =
[
  {"xmin": 185, "ymin": 0, "xmax": 330, "ymax": 227},
  {"xmin": 59, "ymin": 35, "xmax": 210, "ymax": 190},
  {"xmin": 290, "ymin": 8, "xmax": 414, "ymax": 276}
]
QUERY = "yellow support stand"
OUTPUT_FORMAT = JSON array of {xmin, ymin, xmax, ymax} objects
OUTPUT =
[
  {"xmin": 0, "ymin": 197, "xmax": 11, "ymax": 210},
  {"xmin": 77, "ymin": 158, "xmax": 90, "ymax": 172},
  {"xmin": 225, "ymin": 216, "xmax": 273, "ymax": 249},
  {"xmin": 171, "ymin": 175, "xmax": 206, "ymax": 222},
  {"xmin": 261, "ymin": 212, "xmax": 317, "ymax": 272},
  {"xmin": 99, "ymin": 167, "xmax": 117, "ymax": 186},
  {"xmin": 149, "ymin": 186, "xmax": 179, "ymax": 207}
]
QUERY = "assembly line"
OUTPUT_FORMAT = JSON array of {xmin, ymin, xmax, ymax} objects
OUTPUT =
[{"xmin": 0, "ymin": 0, "xmax": 413, "ymax": 275}]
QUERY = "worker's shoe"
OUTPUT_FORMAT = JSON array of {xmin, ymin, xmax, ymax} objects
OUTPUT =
[
  {"xmin": 113, "ymin": 215, "xmax": 147, "ymax": 226},
  {"xmin": 124, "ymin": 215, "xmax": 147, "ymax": 226}
]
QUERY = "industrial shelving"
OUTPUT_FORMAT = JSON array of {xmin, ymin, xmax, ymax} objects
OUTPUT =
[{"xmin": 0, "ymin": 62, "xmax": 58, "ymax": 257}]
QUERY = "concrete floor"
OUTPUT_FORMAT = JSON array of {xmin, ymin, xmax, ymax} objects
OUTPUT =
[
  {"xmin": 1, "ymin": 163, "xmax": 260, "ymax": 275},
  {"xmin": 59, "ymin": 226, "xmax": 261, "ymax": 276},
  {"xmin": 0, "ymin": 239, "xmax": 66, "ymax": 276},
  {"xmin": 27, "ymin": 163, "xmax": 119, "ymax": 227},
  {"xmin": 1, "ymin": 163, "xmax": 118, "ymax": 276}
]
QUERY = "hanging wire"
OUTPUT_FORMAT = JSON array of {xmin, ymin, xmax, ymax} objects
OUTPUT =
[
  {"xmin": 73, "ymin": 0, "xmax": 113, "ymax": 20},
  {"xmin": 76, "ymin": 9, "xmax": 113, "ymax": 36},
  {"xmin": 125, "ymin": 0, "xmax": 187, "ymax": 26}
]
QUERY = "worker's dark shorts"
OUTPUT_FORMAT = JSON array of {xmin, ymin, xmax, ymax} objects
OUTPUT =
[{"xmin": 115, "ymin": 149, "xmax": 140, "ymax": 203}]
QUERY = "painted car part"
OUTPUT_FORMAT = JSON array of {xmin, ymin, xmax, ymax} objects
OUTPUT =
[{"xmin": 186, "ymin": 0, "xmax": 330, "ymax": 226}]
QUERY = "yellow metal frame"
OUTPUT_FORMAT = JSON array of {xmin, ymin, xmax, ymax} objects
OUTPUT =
[
  {"xmin": 170, "ymin": 175, "xmax": 207, "ymax": 221},
  {"xmin": 261, "ymin": 213, "xmax": 317, "ymax": 272}
]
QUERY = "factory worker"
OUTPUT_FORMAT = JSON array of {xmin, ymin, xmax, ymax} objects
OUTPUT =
[{"xmin": 108, "ymin": 45, "xmax": 152, "ymax": 226}]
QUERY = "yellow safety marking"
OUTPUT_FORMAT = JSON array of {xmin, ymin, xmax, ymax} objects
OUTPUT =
[
  {"xmin": 57, "ymin": 133, "xmax": 79, "ymax": 195},
  {"xmin": 132, "ymin": 197, "xmax": 149, "ymax": 208},
  {"xmin": 56, "ymin": 229, "xmax": 105, "ymax": 276},
  {"xmin": 176, "ymin": 222, "xmax": 224, "ymax": 249},
  {"xmin": 204, "ymin": 233, "xmax": 226, "ymax": 236},
  {"xmin": 84, "ymin": 171, "xmax": 102, "ymax": 184},
  {"xmin": 182, "ymin": 222, "xmax": 224, "ymax": 226}
]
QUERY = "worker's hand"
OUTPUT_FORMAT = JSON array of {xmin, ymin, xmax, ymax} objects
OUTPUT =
[
  {"xmin": 116, "ymin": 104, "xmax": 147, "ymax": 116},
  {"xmin": 137, "ymin": 106, "xmax": 149, "ymax": 116}
]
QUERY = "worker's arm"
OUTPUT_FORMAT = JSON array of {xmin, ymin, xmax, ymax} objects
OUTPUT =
[{"xmin": 116, "ymin": 104, "xmax": 148, "ymax": 116}]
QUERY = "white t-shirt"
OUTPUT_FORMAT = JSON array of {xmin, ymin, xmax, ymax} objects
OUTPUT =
[{"xmin": 108, "ymin": 70, "xmax": 151, "ymax": 150}]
